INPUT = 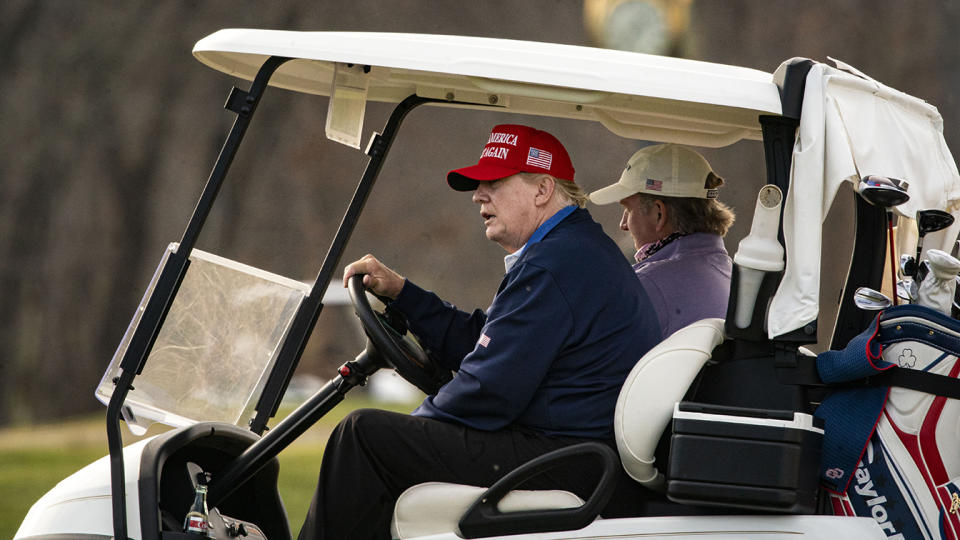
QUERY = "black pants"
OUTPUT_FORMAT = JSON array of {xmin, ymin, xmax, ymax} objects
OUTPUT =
[{"xmin": 297, "ymin": 409, "xmax": 667, "ymax": 540}]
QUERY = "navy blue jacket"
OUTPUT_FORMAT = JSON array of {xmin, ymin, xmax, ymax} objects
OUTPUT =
[{"xmin": 392, "ymin": 207, "xmax": 660, "ymax": 439}]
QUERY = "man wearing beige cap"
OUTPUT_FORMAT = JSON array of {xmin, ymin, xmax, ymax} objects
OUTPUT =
[{"xmin": 590, "ymin": 143, "xmax": 735, "ymax": 339}]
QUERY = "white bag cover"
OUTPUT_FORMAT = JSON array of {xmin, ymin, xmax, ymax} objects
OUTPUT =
[{"xmin": 915, "ymin": 250, "xmax": 960, "ymax": 316}]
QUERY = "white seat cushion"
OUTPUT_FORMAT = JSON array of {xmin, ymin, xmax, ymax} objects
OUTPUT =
[
  {"xmin": 614, "ymin": 318, "xmax": 725, "ymax": 490},
  {"xmin": 390, "ymin": 481, "xmax": 584, "ymax": 539}
]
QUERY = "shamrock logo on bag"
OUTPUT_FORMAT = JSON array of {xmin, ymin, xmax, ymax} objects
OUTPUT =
[{"xmin": 897, "ymin": 348, "xmax": 917, "ymax": 368}]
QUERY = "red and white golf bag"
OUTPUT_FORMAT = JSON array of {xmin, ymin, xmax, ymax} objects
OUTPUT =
[{"xmin": 817, "ymin": 306, "xmax": 960, "ymax": 540}]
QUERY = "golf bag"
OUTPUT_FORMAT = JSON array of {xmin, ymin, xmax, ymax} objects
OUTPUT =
[{"xmin": 815, "ymin": 305, "xmax": 960, "ymax": 540}]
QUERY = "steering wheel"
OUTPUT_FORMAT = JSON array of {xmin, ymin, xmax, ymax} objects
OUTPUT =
[{"xmin": 347, "ymin": 274, "xmax": 452, "ymax": 395}]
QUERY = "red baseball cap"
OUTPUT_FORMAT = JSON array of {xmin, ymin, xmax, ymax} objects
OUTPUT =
[{"xmin": 447, "ymin": 124, "xmax": 576, "ymax": 191}]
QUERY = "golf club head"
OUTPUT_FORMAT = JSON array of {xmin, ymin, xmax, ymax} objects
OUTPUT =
[
  {"xmin": 854, "ymin": 286, "xmax": 892, "ymax": 311},
  {"xmin": 900, "ymin": 254, "xmax": 917, "ymax": 278},
  {"xmin": 917, "ymin": 260, "xmax": 930, "ymax": 284},
  {"xmin": 917, "ymin": 209, "xmax": 955, "ymax": 236},
  {"xmin": 857, "ymin": 175, "xmax": 910, "ymax": 208},
  {"xmin": 896, "ymin": 279, "xmax": 914, "ymax": 303},
  {"xmin": 914, "ymin": 209, "xmax": 954, "ymax": 265}
]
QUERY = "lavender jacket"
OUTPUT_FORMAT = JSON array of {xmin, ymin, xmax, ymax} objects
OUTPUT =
[{"xmin": 634, "ymin": 232, "xmax": 732, "ymax": 340}]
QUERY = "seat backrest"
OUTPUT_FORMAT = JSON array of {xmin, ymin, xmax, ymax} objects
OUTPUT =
[{"xmin": 613, "ymin": 318, "xmax": 725, "ymax": 491}]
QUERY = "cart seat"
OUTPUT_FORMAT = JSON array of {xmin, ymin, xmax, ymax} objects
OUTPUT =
[{"xmin": 390, "ymin": 318, "xmax": 726, "ymax": 539}]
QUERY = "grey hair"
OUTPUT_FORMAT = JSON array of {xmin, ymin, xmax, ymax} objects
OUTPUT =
[
  {"xmin": 520, "ymin": 173, "xmax": 588, "ymax": 207},
  {"xmin": 635, "ymin": 173, "xmax": 735, "ymax": 237}
]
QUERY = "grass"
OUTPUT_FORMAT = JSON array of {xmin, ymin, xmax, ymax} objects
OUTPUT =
[
  {"xmin": 0, "ymin": 446, "xmax": 109, "ymax": 535},
  {"xmin": 0, "ymin": 395, "xmax": 417, "ymax": 539}
]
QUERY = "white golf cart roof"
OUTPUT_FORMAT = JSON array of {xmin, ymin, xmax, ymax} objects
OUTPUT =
[
  {"xmin": 193, "ymin": 29, "xmax": 960, "ymax": 339},
  {"xmin": 193, "ymin": 29, "xmax": 781, "ymax": 148}
]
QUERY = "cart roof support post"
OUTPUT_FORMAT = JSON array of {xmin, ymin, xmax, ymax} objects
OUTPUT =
[
  {"xmin": 248, "ymin": 93, "xmax": 439, "ymax": 435},
  {"xmin": 107, "ymin": 55, "xmax": 291, "ymax": 540}
]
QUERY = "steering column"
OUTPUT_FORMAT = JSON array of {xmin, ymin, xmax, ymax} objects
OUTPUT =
[{"xmin": 208, "ymin": 275, "xmax": 450, "ymax": 507}]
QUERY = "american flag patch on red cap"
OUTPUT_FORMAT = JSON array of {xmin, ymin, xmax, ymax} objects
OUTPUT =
[{"xmin": 526, "ymin": 148, "xmax": 553, "ymax": 169}]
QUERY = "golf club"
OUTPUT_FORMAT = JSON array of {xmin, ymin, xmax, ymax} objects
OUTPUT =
[
  {"xmin": 899, "ymin": 254, "xmax": 918, "ymax": 303},
  {"xmin": 896, "ymin": 279, "xmax": 914, "ymax": 303},
  {"xmin": 917, "ymin": 259, "xmax": 930, "ymax": 284},
  {"xmin": 905, "ymin": 259, "xmax": 932, "ymax": 303},
  {"xmin": 914, "ymin": 209, "xmax": 955, "ymax": 268},
  {"xmin": 854, "ymin": 286, "xmax": 893, "ymax": 311},
  {"xmin": 857, "ymin": 176, "xmax": 910, "ymax": 304},
  {"xmin": 900, "ymin": 253, "xmax": 917, "ymax": 279}
]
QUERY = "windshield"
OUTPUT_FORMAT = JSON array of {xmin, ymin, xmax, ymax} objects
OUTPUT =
[{"xmin": 95, "ymin": 243, "xmax": 310, "ymax": 434}]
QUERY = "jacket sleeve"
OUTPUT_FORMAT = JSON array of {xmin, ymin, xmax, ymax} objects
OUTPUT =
[
  {"xmin": 390, "ymin": 280, "xmax": 488, "ymax": 370},
  {"xmin": 411, "ymin": 263, "xmax": 573, "ymax": 431}
]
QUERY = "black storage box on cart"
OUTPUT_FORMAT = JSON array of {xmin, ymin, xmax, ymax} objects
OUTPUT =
[{"xmin": 666, "ymin": 402, "xmax": 824, "ymax": 514}]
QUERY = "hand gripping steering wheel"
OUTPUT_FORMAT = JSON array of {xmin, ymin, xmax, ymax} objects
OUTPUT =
[{"xmin": 347, "ymin": 274, "xmax": 452, "ymax": 395}]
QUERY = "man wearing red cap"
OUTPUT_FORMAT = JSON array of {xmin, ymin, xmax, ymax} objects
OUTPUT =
[{"xmin": 299, "ymin": 125, "xmax": 660, "ymax": 540}]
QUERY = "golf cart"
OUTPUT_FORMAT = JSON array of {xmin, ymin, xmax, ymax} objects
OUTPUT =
[{"xmin": 16, "ymin": 29, "xmax": 960, "ymax": 540}]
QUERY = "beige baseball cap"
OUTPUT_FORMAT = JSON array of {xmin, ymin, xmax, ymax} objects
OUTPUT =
[{"xmin": 590, "ymin": 144, "xmax": 722, "ymax": 205}]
